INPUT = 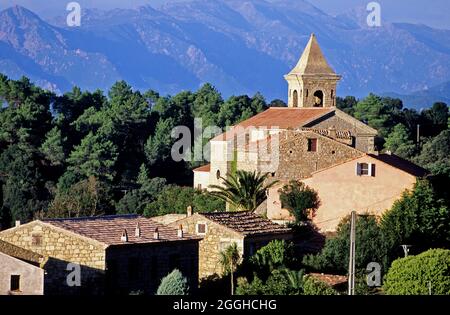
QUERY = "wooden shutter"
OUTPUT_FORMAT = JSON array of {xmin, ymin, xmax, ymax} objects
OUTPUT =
[
  {"xmin": 371, "ymin": 163, "xmax": 376, "ymax": 177},
  {"xmin": 355, "ymin": 163, "xmax": 361, "ymax": 176}
]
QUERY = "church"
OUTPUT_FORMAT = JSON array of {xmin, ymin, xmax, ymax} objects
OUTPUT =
[{"xmin": 193, "ymin": 34, "xmax": 427, "ymax": 231}]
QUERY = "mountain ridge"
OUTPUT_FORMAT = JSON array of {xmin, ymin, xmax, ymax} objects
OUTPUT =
[{"xmin": 0, "ymin": 2, "xmax": 449, "ymax": 109}]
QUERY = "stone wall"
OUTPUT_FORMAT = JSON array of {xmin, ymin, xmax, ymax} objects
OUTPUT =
[
  {"xmin": 273, "ymin": 130, "xmax": 364, "ymax": 180},
  {"xmin": 0, "ymin": 221, "xmax": 106, "ymax": 295},
  {"xmin": 171, "ymin": 214, "xmax": 243, "ymax": 279}
]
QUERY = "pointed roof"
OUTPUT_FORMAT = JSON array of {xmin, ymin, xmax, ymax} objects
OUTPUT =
[{"xmin": 288, "ymin": 34, "xmax": 337, "ymax": 76}]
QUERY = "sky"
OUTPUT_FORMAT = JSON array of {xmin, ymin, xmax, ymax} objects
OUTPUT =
[{"xmin": 1, "ymin": 0, "xmax": 450, "ymax": 30}]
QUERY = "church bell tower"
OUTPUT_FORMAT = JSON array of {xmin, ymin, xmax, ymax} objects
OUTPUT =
[{"xmin": 284, "ymin": 34, "xmax": 341, "ymax": 108}]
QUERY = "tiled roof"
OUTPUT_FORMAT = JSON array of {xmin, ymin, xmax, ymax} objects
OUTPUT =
[
  {"xmin": 0, "ymin": 239, "xmax": 45, "ymax": 266},
  {"xmin": 44, "ymin": 215, "xmax": 200, "ymax": 246},
  {"xmin": 193, "ymin": 164, "xmax": 211, "ymax": 172},
  {"xmin": 308, "ymin": 273, "xmax": 347, "ymax": 287},
  {"xmin": 211, "ymin": 107, "xmax": 333, "ymax": 141},
  {"xmin": 200, "ymin": 211, "xmax": 292, "ymax": 236},
  {"xmin": 371, "ymin": 153, "xmax": 428, "ymax": 177}
]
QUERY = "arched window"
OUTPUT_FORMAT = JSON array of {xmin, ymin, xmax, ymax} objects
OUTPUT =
[
  {"xmin": 313, "ymin": 90, "xmax": 324, "ymax": 107},
  {"xmin": 293, "ymin": 90, "xmax": 298, "ymax": 107}
]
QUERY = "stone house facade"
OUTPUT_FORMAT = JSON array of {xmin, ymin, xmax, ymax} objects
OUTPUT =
[
  {"xmin": 0, "ymin": 215, "xmax": 200, "ymax": 295},
  {"xmin": 0, "ymin": 239, "xmax": 46, "ymax": 295},
  {"xmin": 170, "ymin": 211, "xmax": 293, "ymax": 279}
]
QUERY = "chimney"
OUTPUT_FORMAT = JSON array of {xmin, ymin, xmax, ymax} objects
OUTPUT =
[
  {"xmin": 121, "ymin": 229, "xmax": 128, "ymax": 242},
  {"xmin": 187, "ymin": 206, "xmax": 193, "ymax": 217},
  {"xmin": 177, "ymin": 224, "xmax": 183, "ymax": 238},
  {"xmin": 135, "ymin": 222, "xmax": 141, "ymax": 238},
  {"xmin": 328, "ymin": 126, "xmax": 337, "ymax": 139},
  {"xmin": 153, "ymin": 227, "xmax": 159, "ymax": 240},
  {"xmin": 15, "ymin": 220, "xmax": 21, "ymax": 227}
]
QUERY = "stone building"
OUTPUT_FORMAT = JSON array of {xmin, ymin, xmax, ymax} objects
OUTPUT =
[
  {"xmin": 193, "ymin": 33, "xmax": 427, "ymax": 232},
  {"xmin": 0, "ymin": 215, "xmax": 200, "ymax": 295},
  {"xmin": 0, "ymin": 239, "xmax": 46, "ymax": 295},
  {"xmin": 170, "ymin": 210, "xmax": 293, "ymax": 279}
]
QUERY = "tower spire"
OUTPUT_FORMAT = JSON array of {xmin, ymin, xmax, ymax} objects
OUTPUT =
[{"xmin": 284, "ymin": 34, "xmax": 341, "ymax": 108}]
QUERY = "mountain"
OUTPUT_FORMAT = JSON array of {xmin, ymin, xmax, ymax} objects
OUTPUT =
[{"xmin": 1, "ymin": 1, "xmax": 450, "ymax": 108}]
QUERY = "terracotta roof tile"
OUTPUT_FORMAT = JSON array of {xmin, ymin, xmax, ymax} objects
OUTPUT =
[
  {"xmin": 193, "ymin": 164, "xmax": 211, "ymax": 172},
  {"xmin": 200, "ymin": 211, "xmax": 292, "ymax": 236},
  {"xmin": 0, "ymin": 239, "xmax": 45, "ymax": 266},
  {"xmin": 211, "ymin": 107, "xmax": 333, "ymax": 141},
  {"xmin": 308, "ymin": 273, "xmax": 347, "ymax": 287},
  {"xmin": 44, "ymin": 215, "xmax": 200, "ymax": 246}
]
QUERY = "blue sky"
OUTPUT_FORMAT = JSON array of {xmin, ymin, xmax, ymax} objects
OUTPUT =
[{"xmin": 1, "ymin": 0, "xmax": 450, "ymax": 30}]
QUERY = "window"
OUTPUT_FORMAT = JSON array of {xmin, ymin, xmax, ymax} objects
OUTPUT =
[
  {"xmin": 31, "ymin": 234, "xmax": 42, "ymax": 246},
  {"xmin": 10, "ymin": 275, "xmax": 20, "ymax": 292},
  {"xmin": 356, "ymin": 163, "xmax": 375, "ymax": 176},
  {"xmin": 307, "ymin": 139, "xmax": 317, "ymax": 152},
  {"xmin": 196, "ymin": 223, "xmax": 207, "ymax": 235},
  {"xmin": 293, "ymin": 90, "xmax": 298, "ymax": 107}
]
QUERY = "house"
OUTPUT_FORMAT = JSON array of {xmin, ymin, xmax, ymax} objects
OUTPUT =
[
  {"xmin": 193, "ymin": 33, "xmax": 427, "ymax": 232},
  {"xmin": 0, "ymin": 239, "xmax": 46, "ymax": 295},
  {"xmin": 170, "ymin": 210, "xmax": 293, "ymax": 279},
  {"xmin": 0, "ymin": 215, "xmax": 201, "ymax": 295}
]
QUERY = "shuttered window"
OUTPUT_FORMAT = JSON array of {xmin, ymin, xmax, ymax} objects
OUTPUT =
[{"xmin": 356, "ymin": 163, "xmax": 376, "ymax": 176}]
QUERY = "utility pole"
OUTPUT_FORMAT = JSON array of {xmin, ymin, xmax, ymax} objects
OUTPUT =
[
  {"xmin": 348, "ymin": 211, "xmax": 356, "ymax": 295},
  {"xmin": 416, "ymin": 124, "xmax": 421, "ymax": 151}
]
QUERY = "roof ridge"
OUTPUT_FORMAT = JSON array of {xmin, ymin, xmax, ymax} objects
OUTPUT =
[{"xmin": 44, "ymin": 214, "xmax": 139, "ymax": 222}]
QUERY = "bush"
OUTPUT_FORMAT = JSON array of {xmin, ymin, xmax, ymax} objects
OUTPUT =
[
  {"xmin": 156, "ymin": 269, "xmax": 189, "ymax": 295},
  {"xmin": 235, "ymin": 270, "xmax": 294, "ymax": 295},
  {"xmin": 278, "ymin": 180, "xmax": 320, "ymax": 222},
  {"xmin": 383, "ymin": 249, "xmax": 450, "ymax": 295},
  {"xmin": 303, "ymin": 214, "xmax": 386, "ymax": 273},
  {"xmin": 250, "ymin": 240, "xmax": 296, "ymax": 279},
  {"xmin": 303, "ymin": 276, "xmax": 339, "ymax": 295}
]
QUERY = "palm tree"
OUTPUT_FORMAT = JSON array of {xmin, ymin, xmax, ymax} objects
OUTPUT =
[
  {"xmin": 283, "ymin": 269, "xmax": 305, "ymax": 294},
  {"xmin": 209, "ymin": 170, "xmax": 278, "ymax": 212},
  {"xmin": 219, "ymin": 243, "xmax": 240, "ymax": 295}
]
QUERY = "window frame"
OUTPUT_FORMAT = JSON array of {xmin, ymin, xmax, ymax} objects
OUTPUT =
[{"xmin": 196, "ymin": 222, "xmax": 207, "ymax": 235}]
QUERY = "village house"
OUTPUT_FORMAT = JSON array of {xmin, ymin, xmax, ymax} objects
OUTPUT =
[
  {"xmin": 0, "ymin": 215, "xmax": 201, "ymax": 295},
  {"xmin": 0, "ymin": 239, "xmax": 46, "ymax": 295},
  {"xmin": 193, "ymin": 33, "xmax": 428, "ymax": 231},
  {"xmin": 168, "ymin": 209, "xmax": 293, "ymax": 279}
]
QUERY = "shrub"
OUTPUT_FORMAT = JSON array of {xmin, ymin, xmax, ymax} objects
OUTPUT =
[
  {"xmin": 156, "ymin": 269, "xmax": 189, "ymax": 295},
  {"xmin": 278, "ymin": 180, "xmax": 320, "ymax": 222},
  {"xmin": 250, "ymin": 240, "xmax": 296, "ymax": 279},
  {"xmin": 303, "ymin": 276, "xmax": 339, "ymax": 295},
  {"xmin": 303, "ymin": 214, "xmax": 386, "ymax": 273},
  {"xmin": 383, "ymin": 249, "xmax": 450, "ymax": 295}
]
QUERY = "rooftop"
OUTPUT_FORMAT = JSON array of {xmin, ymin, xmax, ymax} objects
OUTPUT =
[
  {"xmin": 287, "ymin": 33, "xmax": 339, "ymax": 77},
  {"xmin": 212, "ymin": 107, "xmax": 333, "ymax": 141},
  {"xmin": 44, "ymin": 214, "xmax": 200, "ymax": 246},
  {"xmin": 193, "ymin": 164, "xmax": 211, "ymax": 172},
  {"xmin": 200, "ymin": 211, "xmax": 292, "ymax": 236},
  {"xmin": 371, "ymin": 153, "xmax": 428, "ymax": 177},
  {"xmin": 0, "ymin": 239, "xmax": 46, "ymax": 267}
]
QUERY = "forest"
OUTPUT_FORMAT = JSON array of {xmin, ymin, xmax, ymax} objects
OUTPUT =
[{"xmin": 0, "ymin": 73, "xmax": 449, "ymax": 229}]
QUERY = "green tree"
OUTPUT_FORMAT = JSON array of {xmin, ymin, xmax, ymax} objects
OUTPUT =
[
  {"xmin": 209, "ymin": 170, "xmax": 278, "ymax": 212},
  {"xmin": 380, "ymin": 180, "xmax": 450, "ymax": 261},
  {"xmin": 144, "ymin": 118, "xmax": 174, "ymax": 166},
  {"xmin": 156, "ymin": 269, "xmax": 189, "ymax": 295},
  {"xmin": 219, "ymin": 243, "xmax": 241, "ymax": 295},
  {"xmin": 250, "ymin": 240, "xmax": 295, "ymax": 277},
  {"xmin": 384, "ymin": 123, "xmax": 416, "ymax": 159},
  {"xmin": 67, "ymin": 132, "xmax": 118, "ymax": 181},
  {"xmin": 47, "ymin": 176, "xmax": 111, "ymax": 218},
  {"xmin": 383, "ymin": 249, "xmax": 450, "ymax": 295},
  {"xmin": 303, "ymin": 214, "xmax": 386, "ymax": 273},
  {"xmin": 415, "ymin": 130, "xmax": 450, "ymax": 177},
  {"xmin": 40, "ymin": 127, "xmax": 67, "ymax": 166},
  {"xmin": 278, "ymin": 180, "xmax": 320, "ymax": 222}
]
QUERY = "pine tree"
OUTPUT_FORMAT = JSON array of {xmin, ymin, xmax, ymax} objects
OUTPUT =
[{"xmin": 156, "ymin": 269, "xmax": 189, "ymax": 295}]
